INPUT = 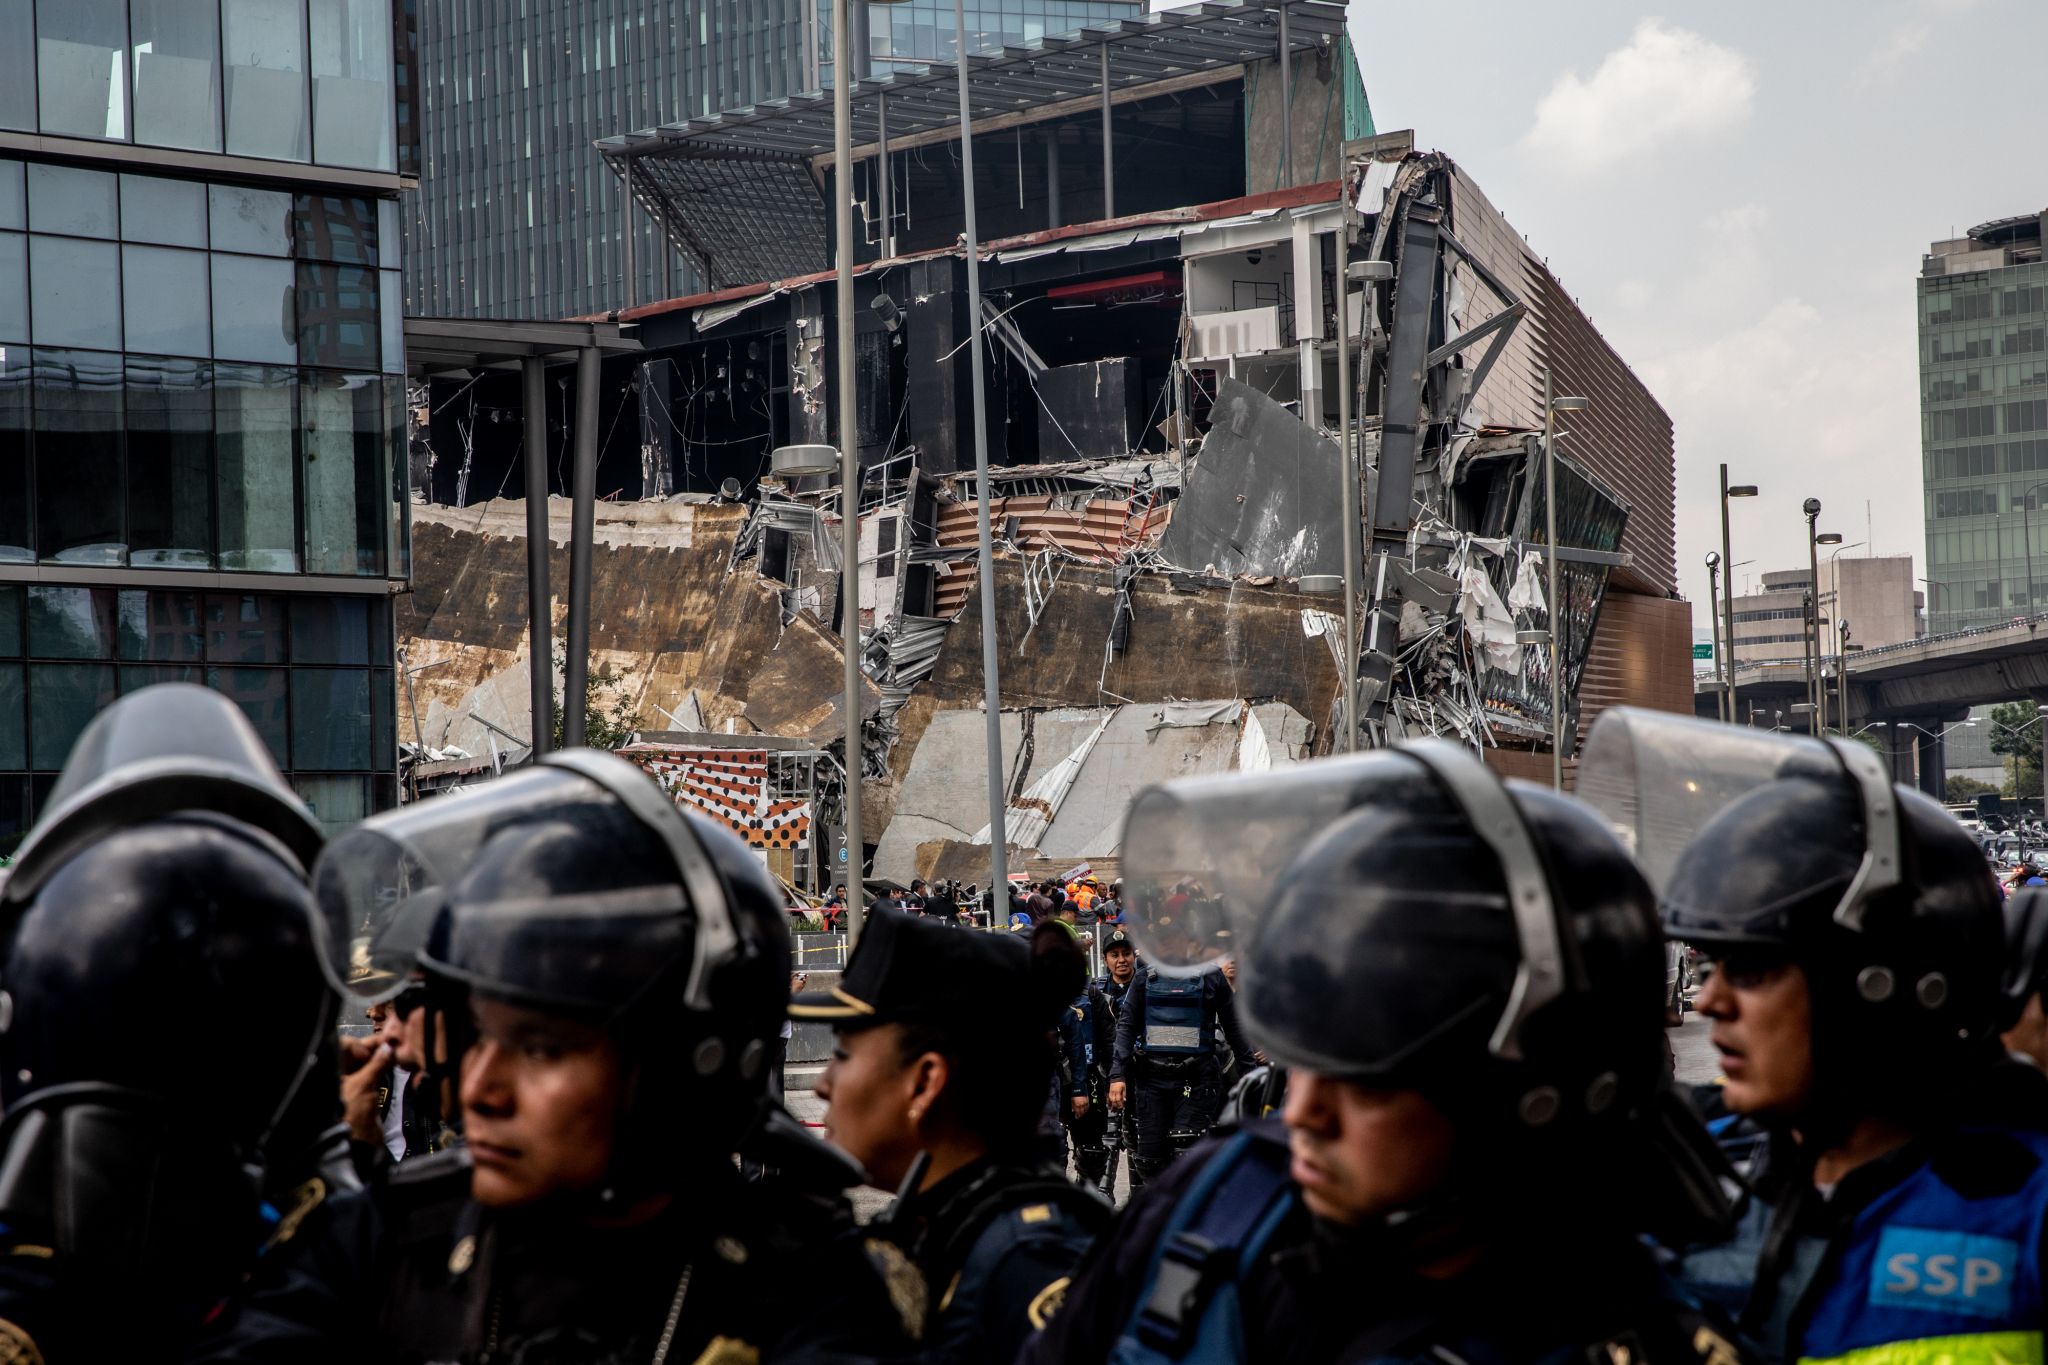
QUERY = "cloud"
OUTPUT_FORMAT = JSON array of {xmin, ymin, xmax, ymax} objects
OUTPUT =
[
  {"xmin": 1861, "ymin": 0, "xmax": 1980, "ymax": 81},
  {"xmin": 1524, "ymin": 20, "xmax": 1756, "ymax": 171}
]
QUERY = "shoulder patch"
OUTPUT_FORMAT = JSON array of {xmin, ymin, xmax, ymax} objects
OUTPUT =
[
  {"xmin": 688, "ymin": 1338, "xmax": 760, "ymax": 1365},
  {"xmin": 863, "ymin": 1236, "xmax": 927, "ymax": 1342},
  {"xmin": 262, "ymin": 1177, "xmax": 327, "ymax": 1254},
  {"xmin": 447, "ymin": 1234, "xmax": 477, "ymax": 1276},
  {"xmin": 0, "ymin": 1317, "xmax": 42, "ymax": 1365},
  {"xmin": 1026, "ymin": 1276, "xmax": 1071, "ymax": 1331},
  {"xmin": 1867, "ymin": 1226, "xmax": 2019, "ymax": 1319},
  {"xmin": 1018, "ymin": 1204, "xmax": 1052, "ymax": 1225}
]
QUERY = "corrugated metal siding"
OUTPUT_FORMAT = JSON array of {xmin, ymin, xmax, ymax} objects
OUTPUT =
[{"xmin": 930, "ymin": 495, "xmax": 1171, "ymax": 617}]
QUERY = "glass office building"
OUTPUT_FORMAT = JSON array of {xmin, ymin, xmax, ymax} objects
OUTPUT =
[
  {"xmin": 0, "ymin": 0, "xmax": 415, "ymax": 849},
  {"xmin": 404, "ymin": 0, "xmax": 1141, "ymax": 321},
  {"xmin": 1920, "ymin": 212, "xmax": 2048, "ymax": 633}
]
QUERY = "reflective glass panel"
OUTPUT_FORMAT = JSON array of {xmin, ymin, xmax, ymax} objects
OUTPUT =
[
  {"xmin": 0, "ymin": 349, "xmax": 25, "ymax": 564},
  {"xmin": 37, "ymin": 0, "xmax": 127, "ymax": 141},
  {"xmin": 385, "ymin": 376, "xmax": 406, "ymax": 579},
  {"xmin": 204, "ymin": 590, "xmax": 286, "ymax": 662},
  {"xmin": 295, "ymin": 261, "xmax": 376, "ymax": 369},
  {"xmin": 123, "ymin": 245, "xmax": 211, "ymax": 357},
  {"xmin": 211, "ymin": 663, "xmax": 288, "ymax": 765},
  {"xmin": 209, "ymin": 184, "xmax": 291, "ymax": 255},
  {"xmin": 294, "ymin": 772, "xmax": 369, "ymax": 830},
  {"xmin": 215, "ymin": 363, "xmax": 298, "ymax": 571},
  {"xmin": 380, "ymin": 269, "xmax": 402, "ymax": 373},
  {"xmin": 0, "ymin": 161, "xmax": 23, "ymax": 230},
  {"xmin": 0, "ymin": 3, "xmax": 33, "ymax": 132},
  {"xmin": 289, "ymin": 594, "xmax": 368, "ymax": 663},
  {"xmin": 29, "ymin": 662, "xmax": 116, "ymax": 768},
  {"xmin": 126, "ymin": 356, "xmax": 213, "ymax": 566},
  {"xmin": 116, "ymin": 587, "xmax": 202, "ymax": 659},
  {"xmin": 31, "ymin": 348, "xmax": 124, "ymax": 564},
  {"xmin": 0, "ymin": 233, "xmax": 24, "ymax": 343},
  {"xmin": 301, "ymin": 372, "xmax": 383, "ymax": 576},
  {"xmin": 308, "ymin": 0, "xmax": 393, "ymax": 172},
  {"xmin": 0, "ymin": 663, "xmax": 21, "ymax": 768},
  {"xmin": 0, "ymin": 587, "xmax": 18, "ymax": 654},
  {"xmin": 26, "ymin": 164, "xmax": 117, "ymax": 237},
  {"xmin": 292, "ymin": 193, "xmax": 376, "ymax": 265},
  {"xmin": 26, "ymin": 585, "xmax": 118, "ymax": 658},
  {"xmin": 211, "ymin": 253, "xmax": 295, "ymax": 364},
  {"xmin": 130, "ymin": 0, "xmax": 220, "ymax": 151},
  {"xmin": 223, "ymin": 0, "xmax": 309, "ymax": 162},
  {"xmin": 120, "ymin": 173, "xmax": 206, "ymax": 247},
  {"xmin": 28, "ymin": 237, "xmax": 120, "ymax": 351},
  {"xmin": 291, "ymin": 667, "xmax": 371, "ymax": 768}
]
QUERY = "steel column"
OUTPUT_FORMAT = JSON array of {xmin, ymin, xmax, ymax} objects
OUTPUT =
[
  {"xmin": 1100, "ymin": 44, "xmax": 1114, "ymax": 219},
  {"xmin": 521, "ymin": 356, "xmax": 552, "ymax": 755},
  {"xmin": 834, "ymin": 0, "xmax": 867, "ymax": 944},
  {"xmin": 1277, "ymin": 1, "xmax": 1293, "ymax": 189},
  {"xmin": 1719, "ymin": 465, "xmax": 1739, "ymax": 727},
  {"xmin": 1335, "ymin": 188, "xmax": 1359, "ymax": 753},
  {"xmin": 563, "ymin": 345, "xmax": 601, "ymax": 749}
]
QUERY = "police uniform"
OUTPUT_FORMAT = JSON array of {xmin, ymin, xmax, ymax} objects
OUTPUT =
[
  {"xmin": 793, "ymin": 910, "xmax": 1108, "ymax": 1364},
  {"xmin": 1110, "ymin": 965, "xmax": 1258, "ymax": 1184},
  {"xmin": 1059, "ymin": 980, "xmax": 1116, "ymax": 1185}
]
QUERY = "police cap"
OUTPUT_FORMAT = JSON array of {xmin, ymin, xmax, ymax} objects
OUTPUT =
[{"xmin": 792, "ymin": 909, "xmax": 1062, "ymax": 1030}]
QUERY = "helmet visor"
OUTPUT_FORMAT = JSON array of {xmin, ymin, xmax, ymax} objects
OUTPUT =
[{"xmin": 1577, "ymin": 708, "xmax": 1900, "ymax": 933}]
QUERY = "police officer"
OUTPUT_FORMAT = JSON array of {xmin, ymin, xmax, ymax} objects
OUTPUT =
[
  {"xmin": 1084, "ymin": 929, "xmax": 1141, "ymax": 1193},
  {"xmin": 1060, "ymin": 968, "xmax": 1116, "ymax": 1187},
  {"xmin": 1023, "ymin": 740, "xmax": 1750, "ymax": 1365},
  {"xmin": 2001, "ymin": 886, "xmax": 2048, "ymax": 1069},
  {"xmin": 0, "ymin": 685, "xmax": 349, "ymax": 1361},
  {"xmin": 803, "ymin": 910, "xmax": 1108, "ymax": 1363},
  {"xmin": 1584, "ymin": 710, "xmax": 2048, "ymax": 1365},
  {"xmin": 1107, "ymin": 907, "xmax": 1259, "ymax": 1187},
  {"xmin": 196, "ymin": 749, "xmax": 916, "ymax": 1363}
]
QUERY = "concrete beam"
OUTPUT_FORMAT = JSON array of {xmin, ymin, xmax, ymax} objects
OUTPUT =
[{"xmin": 1867, "ymin": 650, "xmax": 2048, "ymax": 714}]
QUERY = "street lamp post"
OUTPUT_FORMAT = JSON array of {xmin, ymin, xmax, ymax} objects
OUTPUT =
[
  {"xmin": 1706, "ymin": 551, "xmax": 1726, "ymax": 723},
  {"xmin": 1720, "ymin": 467, "xmax": 1758, "ymax": 729},
  {"xmin": 1543, "ymin": 375, "xmax": 1589, "ymax": 788},
  {"xmin": 1838, "ymin": 620, "xmax": 1857, "ymax": 735}
]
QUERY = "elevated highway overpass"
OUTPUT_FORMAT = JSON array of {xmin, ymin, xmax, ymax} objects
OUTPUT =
[{"xmin": 1694, "ymin": 611, "xmax": 2048, "ymax": 797}]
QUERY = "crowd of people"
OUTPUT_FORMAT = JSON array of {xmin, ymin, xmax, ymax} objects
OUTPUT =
[{"xmin": 1, "ymin": 684, "xmax": 2046, "ymax": 1365}]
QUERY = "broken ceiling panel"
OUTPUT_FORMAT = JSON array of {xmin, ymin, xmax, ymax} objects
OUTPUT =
[{"xmin": 1156, "ymin": 377, "xmax": 1346, "ymax": 581}]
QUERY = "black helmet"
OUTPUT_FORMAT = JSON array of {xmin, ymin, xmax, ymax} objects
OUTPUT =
[
  {"xmin": 2001, "ymin": 886, "xmax": 2048, "ymax": 1033},
  {"xmin": 1123, "ymin": 741, "xmax": 1665, "ymax": 1132},
  {"xmin": 313, "ymin": 749, "xmax": 792, "ymax": 1189},
  {"xmin": 0, "ymin": 685, "xmax": 334, "ymax": 1289},
  {"xmin": 1581, "ymin": 709, "xmax": 2003, "ymax": 1091}
]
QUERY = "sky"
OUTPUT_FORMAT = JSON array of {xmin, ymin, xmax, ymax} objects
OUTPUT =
[{"xmin": 1163, "ymin": 0, "xmax": 2046, "ymax": 631}]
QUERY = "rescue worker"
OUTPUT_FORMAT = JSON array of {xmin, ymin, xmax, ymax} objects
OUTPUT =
[
  {"xmin": 193, "ymin": 749, "xmax": 916, "ymax": 1363},
  {"xmin": 1023, "ymin": 739, "xmax": 1749, "ymax": 1365},
  {"xmin": 1060, "ymin": 968, "xmax": 1116, "ymax": 1187},
  {"xmin": 802, "ymin": 909, "xmax": 1108, "ymax": 1364},
  {"xmin": 1587, "ymin": 710, "xmax": 2048, "ymax": 1365},
  {"xmin": 0, "ymin": 685, "xmax": 350, "ymax": 1361},
  {"xmin": 1108, "ymin": 906, "xmax": 1259, "ymax": 1186}
]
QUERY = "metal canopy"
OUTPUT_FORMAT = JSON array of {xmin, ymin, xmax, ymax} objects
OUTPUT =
[
  {"xmin": 404, "ymin": 316, "xmax": 643, "ymax": 376},
  {"xmin": 595, "ymin": 0, "xmax": 1348, "ymax": 290}
]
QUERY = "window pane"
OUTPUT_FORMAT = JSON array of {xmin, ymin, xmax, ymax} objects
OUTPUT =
[
  {"xmin": 29, "ymin": 662, "xmax": 116, "ymax": 768},
  {"xmin": 309, "ymin": 0, "xmax": 393, "ymax": 172},
  {"xmin": 215, "ymin": 363, "xmax": 298, "ymax": 571},
  {"xmin": 26, "ymin": 163, "xmax": 116, "ymax": 237},
  {"xmin": 0, "ymin": 4, "xmax": 34, "ymax": 132},
  {"xmin": 130, "ymin": 0, "xmax": 219, "ymax": 151},
  {"xmin": 209, "ymin": 184, "xmax": 291, "ymax": 255},
  {"xmin": 291, "ymin": 667, "xmax": 370, "ymax": 768},
  {"xmin": 29, "ymin": 237, "xmax": 120, "ymax": 350},
  {"xmin": 120, "ymin": 173, "xmax": 205, "ymax": 247},
  {"xmin": 292, "ymin": 193, "xmax": 377, "ymax": 265},
  {"xmin": 0, "ymin": 663, "xmax": 21, "ymax": 768},
  {"xmin": 126, "ymin": 356, "xmax": 213, "ymax": 566},
  {"xmin": 302, "ymin": 373, "xmax": 384, "ymax": 575},
  {"xmin": 117, "ymin": 588, "xmax": 201, "ymax": 659},
  {"xmin": 0, "ymin": 777, "xmax": 27, "ymax": 859},
  {"xmin": 290, "ymin": 595, "xmax": 367, "ymax": 663},
  {"xmin": 223, "ymin": 0, "xmax": 308, "ymax": 162},
  {"xmin": 32, "ymin": 348, "xmax": 124, "ymax": 564},
  {"xmin": 211, "ymin": 254, "xmax": 295, "ymax": 364},
  {"xmin": 37, "ymin": 0, "xmax": 128, "ymax": 141},
  {"xmin": 380, "ymin": 269, "xmax": 402, "ymax": 373},
  {"xmin": 210, "ymin": 663, "xmax": 288, "ymax": 764},
  {"xmin": 123, "ymin": 246, "xmax": 210, "ymax": 357},
  {"xmin": 295, "ymin": 261, "xmax": 377, "ymax": 369},
  {"xmin": 0, "ymin": 586, "xmax": 18, "ymax": 654},
  {"xmin": 204, "ymin": 590, "xmax": 286, "ymax": 662},
  {"xmin": 371, "ymin": 664, "xmax": 392, "ymax": 767},
  {"xmin": 0, "ymin": 161, "xmax": 24, "ymax": 230},
  {"xmin": 27, "ymin": 585, "xmax": 117, "ymax": 657},
  {"xmin": 0, "ymin": 233, "xmax": 24, "ymax": 343},
  {"xmin": 118, "ymin": 662, "xmax": 199, "ymax": 690},
  {"xmin": 293, "ymin": 771, "xmax": 368, "ymax": 830},
  {"xmin": 385, "ymin": 375, "xmax": 407, "ymax": 579},
  {"xmin": 0, "ymin": 348, "xmax": 25, "ymax": 563}
]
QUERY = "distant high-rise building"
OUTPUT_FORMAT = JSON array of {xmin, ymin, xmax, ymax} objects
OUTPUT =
[
  {"xmin": 1919, "ymin": 211, "xmax": 2048, "ymax": 632},
  {"xmin": 404, "ymin": 0, "xmax": 1142, "ymax": 321}
]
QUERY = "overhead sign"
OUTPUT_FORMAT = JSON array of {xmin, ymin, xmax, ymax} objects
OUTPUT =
[{"xmin": 1693, "ymin": 643, "xmax": 1714, "ymax": 660}]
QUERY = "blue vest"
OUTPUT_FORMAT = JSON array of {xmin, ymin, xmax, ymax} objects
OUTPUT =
[
  {"xmin": 1673, "ymin": 1128, "xmax": 2048, "ymax": 1365},
  {"xmin": 1142, "ymin": 972, "xmax": 1209, "ymax": 1057}
]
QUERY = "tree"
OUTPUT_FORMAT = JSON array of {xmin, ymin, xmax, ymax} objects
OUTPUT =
[
  {"xmin": 550, "ymin": 641, "xmax": 639, "ymax": 752},
  {"xmin": 1988, "ymin": 701, "xmax": 2045, "ymax": 799},
  {"xmin": 1947, "ymin": 774, "xmax": 1997, "ymax": 804}
]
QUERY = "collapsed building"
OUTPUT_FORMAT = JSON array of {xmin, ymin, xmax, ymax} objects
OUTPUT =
[{"xmin": 396, "ymin": 0, "xmax": 1692, "ymax": 887}]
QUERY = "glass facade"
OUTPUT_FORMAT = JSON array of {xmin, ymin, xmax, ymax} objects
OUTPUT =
[
  {"xmin": 403, "ymin": 0, "xmax": 1140, "ymax": 320},
  {"xmin": 1919, "ymin": 227, "xmax": 2048, "ymax": 632},
  {"xmin": 0, "ymin": 584, "xmax": 397, "ymax": 848},
  {"xmin": 0, "ymin": 0, "xmax": 413, "ymax": 173}
]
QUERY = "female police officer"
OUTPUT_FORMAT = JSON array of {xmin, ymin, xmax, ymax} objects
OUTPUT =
[
  {"xmin": 1581, "ymin": 709, "xmax": 2048, "ymax": 1365},
  {"xmin": 1023, "ymin": 738, "xmax": 1751, "ymax": 1365},
  {"xmin": 802, "ymin": 908, "xmax": 1106, "ymax": 1364}
]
